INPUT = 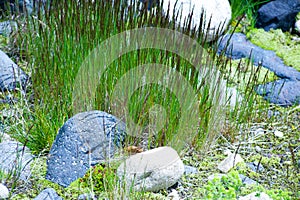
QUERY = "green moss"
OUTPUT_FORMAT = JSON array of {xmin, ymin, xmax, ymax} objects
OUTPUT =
[
  {"xmin": 223, "ymin": 58, "xmax": 277, "ymax": 91},
  {"xmin": 246, "ymin": 28, "xmax": 300, "ymax": 71}
]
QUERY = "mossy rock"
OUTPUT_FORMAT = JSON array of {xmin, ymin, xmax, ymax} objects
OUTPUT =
[{"xmin": 246, "ymin": 28, "xmax": 300, "ymax": 72}]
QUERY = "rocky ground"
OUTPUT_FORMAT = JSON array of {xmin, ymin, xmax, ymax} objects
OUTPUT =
[{"xmin": 0, "ymin": 0, "xmax": 299, "ymax": 199}]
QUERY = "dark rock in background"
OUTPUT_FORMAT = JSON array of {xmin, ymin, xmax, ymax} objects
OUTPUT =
[
  {"xmin": 256, "ymin": 79, "xmax": 300, "ymax": 106},
  {"xmin": 256, "ymin": 0, "xmax": 300, "ymax": 31},
  {"xmin": 46, "ymin": 110, "xmax": 126, "ymax": 187},
  {"xmin": 0, "ymin": 49, "xmax": 28, "ymax": 91}
]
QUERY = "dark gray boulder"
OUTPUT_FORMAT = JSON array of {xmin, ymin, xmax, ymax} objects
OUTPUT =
[
  {"xmin": 0, "ymin": 50, "xmax": 28, "ymax": 91},
  {"xmin": 218, "ymin": 33, "xmax": 300, "ymax": 81},
  {"xmin": 256, "ymin": 0, "xmax": 300, "ymax": 31},
  {"xmin": 34, "ymin": 188, "xmax": 62, "ymax": 200},
  {"xmin": 256, "ymin": 79, "xmax": 300, "ymax": 106},
  {"xmin": 46, "ymin": 110, "xmax": 126, "ymax": 187}
]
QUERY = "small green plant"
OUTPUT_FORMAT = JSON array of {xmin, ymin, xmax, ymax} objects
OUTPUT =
[
  {"xmin": 78, "ymin": 164, "xmax": 117, "ymax": 194},
  {"xmin": 229, "ymin": 0, "xmax": 271, "ymax": 31},
  {"xmin": 199, "ymin": 171, "xmax": 242, "ymax": 199}
]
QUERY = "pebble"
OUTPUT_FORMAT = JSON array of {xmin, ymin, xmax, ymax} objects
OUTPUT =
[
  {"xmin": 274, "ymin": 130, "xmax": 284, "ymax": 138},
  {"xmin": 0, "ymin": 183, "xmax": 9, "ymax": 199}
]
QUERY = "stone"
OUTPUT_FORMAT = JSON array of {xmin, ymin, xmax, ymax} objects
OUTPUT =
[
  {"xmin": 0, "ymin": 141, "xmax": 33, "ymax": 181},
  {"xmin": 218, "ymin": 33, "xmax": 300, "ymax": 81},
  {"xmin": 0, "ymin": 21, "xmax": 17, "ymax": 36},
  {"xmin": 247, "ymin": 162, "xmax": 264, "ymax": 173},
  {"xmin": 239, "ymin": 192, "xmax": 272, "ymax": 200},
  {"xmin": 217, "ymin": 152, "xmax": 244, "ymax": 173},
  {"xmin": 184, "ymin": 165, "xmax": 198, "ymax": 175},
  {"xmin": 168, "ymin": 189, "xmax": 180, "ymax": 200},
  {"xmin": 0, "ymin": 50, "xmax": 28, "ymax": 92},
  {"xmin": 295, "ymin": 20, "xmax": 300, "ymax": 34},
  {"xmin": 239, "ymin": 174, "xmax": 257, "ymax": 185},
  {"xmin": 162, "ymin": 0, "xmax": 231, "ymax": 42},
  {"xmin": 117, "ymin": 146, "xmax": 184, "ymax": 192},
  {"xmin": 256, "ymin": 0, "xmax": 300, "ymax": 31},
  {"xmin": 218, "ymin": 33, "xmax": 300, "ymax": 106},
  {"xmin": 256, "ymin": 79, "xmax": 300, "ymax": 106},
  {"xmin": 77, "ymin": 193, "xmax": 96, "ymax": 200},
  {"xmin": 274, "ymin": 130, "xmax": 284, "ymax": 138},
  {"xmin": 0, "ymin": 183, "xmax": 9, "ymax": 199},
  {"xmin": 34, "ymin": 188, "xmax": 63, "ymax": 200},
  {"xmin": 46, "ymin": 110, "xmax": 126, "ymax": 187},
  {"xmin": 207, "ymin": 173, "xmax": 225, "ymax": 181},
  {"xmin": 226, "ymin": 86, "xmax": 243, "ymax": 109}
]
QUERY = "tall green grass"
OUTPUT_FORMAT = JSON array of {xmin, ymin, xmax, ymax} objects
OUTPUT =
[
  {"xmin": 229, "ymin": 0, "xmax": 271, "ymax": 30},
  {"xmin": 9, "ymin": 0, "xmax": 267, "ymax": 155}
]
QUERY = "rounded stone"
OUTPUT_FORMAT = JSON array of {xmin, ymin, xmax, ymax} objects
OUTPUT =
[
  {"xmin": 117, "ymin": 146, "xmax": 184, "ymax": 192},
  {"xmin": 0, "ymin": 183, "xmax": 9, "ymax": 199}
]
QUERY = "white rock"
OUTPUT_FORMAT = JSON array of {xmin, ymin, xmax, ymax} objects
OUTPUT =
[
  {"xmin": 274, "ymin": 130, "xmax": 284, "ymax": 138},
  {"xmin": 239, "ymin": 192, "xmax": 272, "ymax": 200},
  {"xmin": 162, "ymin": 0, "xmax": 232, "ymax": 41},
  {"xmin": 207, "ymin": 173, "xmax": 226, "ymax": 181},
  {"xmin": 295, "ymin": 20, "xmax": 300, "ymax": 33},
  {"xmin": 255, "ymin": 128, "xmax": 265, "ymax": 135},
  {"xmin": 226, "ymin": 87, "xmax": 243, "ymax": 109},
  {"xmin": 117, "ymin": 146, "xmax": 185, "ymax": 192},
  {"xmin": 217, "ymin": 152, "xmax": 244, "ymax": 173},
  {"xmin": 168, "ymin": 189, "xmax": 180, "ymax": 200},
  {"xmin": 0, "ymin": 183, "xmax": 9, "ymax": 199}
]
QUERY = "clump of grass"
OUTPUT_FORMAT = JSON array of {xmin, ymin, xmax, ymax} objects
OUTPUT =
[
  {"xmin": 10, "ymin": 0, "xmax": 265, "ymax": 156},
  {"xmin": 229, "ymin": 0, "xmax": 271, "ymax": 31}
]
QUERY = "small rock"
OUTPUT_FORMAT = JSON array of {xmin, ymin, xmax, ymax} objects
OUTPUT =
[
  {"xmin": 208, "ymin": 173, "xmax": 225, "ymax": 181},
  {"xmin": 0, "ymin": 49, "xmax": 28, "ymax": 91},
  {"xmin": 239, "ymin": 174, "xmax": 257, "ymax": 185},
  {"xmin": 274, "ymin": 130, "xmax": 284, "ymax": 138},
  {"xmin": 34, "ymin": 188, "xmax": 63, "ymax": 200},
  {"xmin": 295, "ymin": 20, "xmax": 300, "ymax": 33},
  {"xmin": 77, "ymin": 193, "xmax": 96, "ymax": 200},
  {"xmin": 239, "ymin": 192, "xmax": 272, "ymax": 200},
  {"xmin": 247, "ymin": 162, "xmax": 264, "ymax": 173},
  {"xmin": 226, "ymin": 87, "xmax": 243, "ymax": 109},
  {"xmin": 46, "ymin": 110, "xmax": 126, "ymax": 187},
  {"xmin": 0, "ymin": 141, "xmax": 33, "ymax": 181},
  {"xmin": 168, "ymin": 189, "xmax": 180, "ymax": 200},
  {"xmin": 217, "ymin": 152, "xmax": 244, "ymax": 173},
  {"xmin": 255, "ymin": 128, "xmax": 265, "ymax": 135},
  {"xmin": 255, "ymin": 146, "xmax": 262, "ymax": 152},
  {"xmin": 0, "ymin": 183, "xmax": 9, "ymax": 199},
  {"xmin": 184, "ymin": 165, "xmax": 198, "ymax": 175},
  {"xmin": 117, "ymin": 146, "xmax": 185, "ymax": 192},
  {"xmin": 0, "ymin": 21, "xmax": 17, "ymax": 36}
]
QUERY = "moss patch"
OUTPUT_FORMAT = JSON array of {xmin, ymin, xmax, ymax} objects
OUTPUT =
[{"xmin": 246, "ymin": 28, "xmax": 300, "ymax": 71}]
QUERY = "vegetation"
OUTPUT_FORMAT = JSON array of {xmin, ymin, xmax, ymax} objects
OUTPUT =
[{"xmin": 0, "ymin": 0, "xmax": 298, "ymax": 199}]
